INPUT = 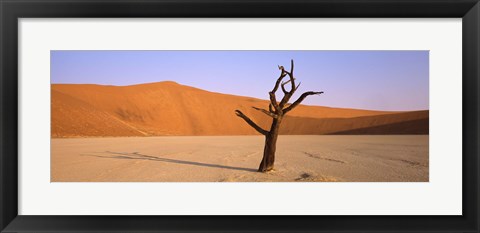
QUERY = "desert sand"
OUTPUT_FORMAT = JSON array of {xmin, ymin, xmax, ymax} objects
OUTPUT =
[
  {"xmin": 51, "ymin": 82, "xmax": 428, "ymax": 137},
  {"xmin": 51, "ymin": 135, "xmax": 428, "ymax": 182},
  {"xmin": 51, "ymin": 81, "xmax": 429, "ymax": 182}
]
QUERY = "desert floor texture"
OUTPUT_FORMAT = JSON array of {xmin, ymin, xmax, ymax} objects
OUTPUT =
[{"xmin": 51, "ymin": 135, "xmax": 428, "ymax": 182}]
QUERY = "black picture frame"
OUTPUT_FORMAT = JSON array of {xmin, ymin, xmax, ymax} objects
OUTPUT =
[{"xmin": 1, "ymin": 0, "xmax": 479, "ymax": 232}]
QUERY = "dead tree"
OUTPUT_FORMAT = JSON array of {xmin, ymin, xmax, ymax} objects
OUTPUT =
[{"xmin": 235, "ymin": 60, "xmax": 323, "ymax": 172}]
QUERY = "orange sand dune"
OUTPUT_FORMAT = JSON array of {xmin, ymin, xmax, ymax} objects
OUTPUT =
[{"xmin": 51, "ymin": 81, "xmax": 428, "ymax": 137}]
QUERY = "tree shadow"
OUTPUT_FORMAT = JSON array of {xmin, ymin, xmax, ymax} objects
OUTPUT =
[{"xmin": 81, "ymin": 151, "xmax": 257, "ymax": 172}]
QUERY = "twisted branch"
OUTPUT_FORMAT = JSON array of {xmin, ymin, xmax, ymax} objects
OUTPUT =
[
  {"xmin": 294, "ymin": 82, "xmax": 301, "ymax": 92},
  {"xmin": 252, "ymin": 107, "xmax": 278, "ymax": 118},
  {"xmin": 235, "ymin": 110, "xmax": 268, "ymax": 135},
  {"xmin": 269, "ymin": 103, "xmax": 275, "ymax": 113},
  {"xmin": 269, "ymin": 71, "xmax": 287, "ymax": 111},
  {"xmin": 281, "ymin": 81, "xmax": 289, "ymax": 94},
  {"xmin": 283, "ymin": 91, "xmax": 324, "ymax": 113},
  {"xmin": 283, "ymin": 60, "xmax": 296, "ymax": 91},
  {"xmin": 235, "ymin": 60, "xmax": 323, "ymax": 137}
]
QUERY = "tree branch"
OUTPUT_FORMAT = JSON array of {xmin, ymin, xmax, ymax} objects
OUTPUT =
[
  {"xmin": 294, "ymin": 82, "xmax": 301, "ymax": 92},
  {"xmin": 271, "ymin": 61, "xmax": 298, "ymax": 111},
  {"xmin": 252, "ymin": 106, "xmax": 278, "ymax": 118},
  {"xmin": 283, "ymin": 91, "xmax": 324, "ymax": 113},
  {"xmin": 290, "ymin": 59, "xmax": 294, "ymax": 76},
  {"xmin": 278, "ymin": 79, "xmax": 297, "ymax": 108},
  {"xmin": 271, "ymin": 72, "xmax": 287, "ymax": 94},
  {"xmin": 269, "ymin": 71, "xmax": 287, "ymax": 112},
  {"xmin": 235, "ymin": 110, "xmax": 268, "ymax": 135},
  {"xmin": 281, "ymin": 79, "xmax": 296, "ymax": 94},
  {"xmin": 278, "ymin": 60, "xmax": 297, "ymax": 109},
  {"xmin": 269, "ymin": 92, "xmax": 280, "ymax": 111},
  {"xmin": 278, "ymin": 92, "xmax": 292, "ymax": 109},
  {"xmin": 288, "ymin": 60, "xmax": 296, "ymax": 91},
  {"xmin": 269, "ymin": 103, "xmax": 275, "ymax": 113},
  {"xmin": 282, "ymin": 79, "xmax": 293, "ymax": 85},
  {"xmin": 281, "ymin": 81, "xmax": 289, "ymax": 94}
]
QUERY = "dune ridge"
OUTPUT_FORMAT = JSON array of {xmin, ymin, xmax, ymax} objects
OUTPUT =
[{"xmin": 51, "ymin": 81, "xmax": 428, "ymax": 138}]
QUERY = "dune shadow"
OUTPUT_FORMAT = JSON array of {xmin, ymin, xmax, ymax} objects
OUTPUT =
[
  {"xmin": 81, "ymin": 151, "xmax": 257, "ymax": 172},
  {"xmin": 328, "ymin": 118, "xmax": 429, "ymax": 135}
]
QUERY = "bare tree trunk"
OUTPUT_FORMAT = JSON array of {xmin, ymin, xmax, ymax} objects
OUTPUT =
[{"xmin": 258, "ymin": 118, "xmax": 282, "ymax": 172}]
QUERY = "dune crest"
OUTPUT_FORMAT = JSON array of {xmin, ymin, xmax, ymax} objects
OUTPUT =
[{"xmin": 51, "ymin": 82, "xmax": 428, "ymax": 137}]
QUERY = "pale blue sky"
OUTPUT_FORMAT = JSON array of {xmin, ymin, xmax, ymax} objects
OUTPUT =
[{"xmin": 51, "ymin": 50, "xmax": 429, "ymax": 111}]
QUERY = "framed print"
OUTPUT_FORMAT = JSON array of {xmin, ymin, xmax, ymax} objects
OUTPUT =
[{"xmin": 1, "ymin": 0, "xmax": 479, "ymax": 232}]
